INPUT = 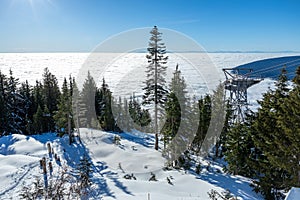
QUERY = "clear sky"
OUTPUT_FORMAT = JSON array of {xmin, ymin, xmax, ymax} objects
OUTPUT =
[{"xmin": 0, "ymin": 0, "xmax": 300, "ymax": 52}]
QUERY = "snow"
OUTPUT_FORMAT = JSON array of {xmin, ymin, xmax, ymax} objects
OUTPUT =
[
  {"xmin": 0, "ymin": 130, "xmax": 262, "ymax": 199},
  {"xmin": 285, "ymin": 187, "xmax": 300, "ymax": 200}
]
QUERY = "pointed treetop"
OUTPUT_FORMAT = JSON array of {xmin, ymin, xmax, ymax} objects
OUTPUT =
[{"xmin": 293, "ymin": 66, "xmax": 300, "ymax": 86}]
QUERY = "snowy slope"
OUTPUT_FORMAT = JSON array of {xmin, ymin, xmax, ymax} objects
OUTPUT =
[
  {"xmin": 0, "ymin": 130, "xmax": 262, "ymax": 199},
  {"xmin": 285, "ymin": 187, "xmax": 300, "ymax": 200}
]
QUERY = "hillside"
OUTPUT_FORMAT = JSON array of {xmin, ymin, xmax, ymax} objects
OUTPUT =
[{"xmin": 0, "ymin": 129, "xmax": 262, "ymax": 199}]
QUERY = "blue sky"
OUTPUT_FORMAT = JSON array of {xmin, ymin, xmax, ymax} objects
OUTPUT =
[{"xmin": 0, "ymin": 0, "xmax": 300, "ymax": 52}]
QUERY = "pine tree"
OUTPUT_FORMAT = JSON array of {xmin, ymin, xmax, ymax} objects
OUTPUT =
[
  {"xmin": 143, "ymin": 26, "xmax": 168, "ymax": 150},
  {"xmin": 251, "ymin": 67, "xmax": 291, "ymax": 199},
  {"xmin": 33, "ymin": 105, "xmax": 45, "ymax": 134},
  {"xmin": 5, "ymin": 69, "xmax": 26, "ymax": 134},
  {"xmin": 77, "ymin": 155, "xmax": 93, "ymax": 189},
  {"xmin": 161, "ymin": 66, "xmax": 198, "ymax": 166},
  {"xmin": 271, "ymin": 66, "xmax": 300, "ymax": 188},
  {"xmin": 207, "ymin": 83, "xmax": 227, "ymax": 158},
  {"xmin": 215, "ymin": 100, "xmax": 232, "ymax": 158},
  {"xmin": 81, "ymin": 71, "xmax": 98, "ymax": 128},
  {"xmin": 191, "ymin": 95, "xmax": 212, "ymax": 153},
  {"xmin": 95, "ymin": 78, "xmax": 118, "ymax": 131},
  {"xmin": 19, "ymin": 81, "xmax": 34, "ymax": 135},
  {"xmin": 72, "ymin": 78, "xmax": 87, "ymax": 134},
  {"xmin": 0, "ymin": 71, "xmax": 8, "ymax": 135},
  {"xmin": 42, "ymin": 68, "xmax": 60, "ymax": 132},
  {"xmin": 129, "ymin": 95, "xmax": 151, "ymax": 131},
  {"xmin": 224, "ymin": 114, "xmax": 257, "ymax": 177},
  {"xmin": 162, "ymin": 65, "xmax": 188, "ymax": 148},
  {"xmin": 54, "ymin": 78, "xmax": 74, "ymax": 143},
  {"xmin": 162, "ymin": 92, "xmax": 181, "ymax": 148}
]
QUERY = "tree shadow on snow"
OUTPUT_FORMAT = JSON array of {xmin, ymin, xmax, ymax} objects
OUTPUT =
[
  {"xmin": 93, "ymin": 161, "xmax": 133, "ymax": 197},
  {"xmin": 195, "ymin": 169, "xmax": 262, "ymax": 200},
  {"xmin": 31, "ymin": 134, "xmax": 116, "ymax": 198}
]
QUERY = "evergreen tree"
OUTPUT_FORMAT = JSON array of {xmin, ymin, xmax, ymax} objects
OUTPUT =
[
  {"xmin": 19, "ymin": 81, "xmax": 34, "ymax": 134},
  {"xmin": 192, "ymin": 95, "xmax": 211, "ymax": 152},
  {"xmin": 251, "ymin": 67, "xmax": 291, "ymax": 199},
  {"xmin": 42, "ymin": 68, "xmax": 60, "ymax": 132},
  {"xmin": 33, "ymin": 105, "xmax": 46, "ymax": 134},
  {"xmin": 54, "ymin": 78, "xmax": 74, "ymax": 141},
  {"xmin": 224, "ymin": 113, "xmax": 257, "ymax": 177},
  {"xmin": 81, "ymin": 71, "xmax": 98, "ymax": 128},
  {"xmin": 72, "ymin": 78, "xmax": 87, "ymax": 134},
  {"xmin": 122, "ymin": 97, "xmax": 130, "ymax": 131},
  {"xmin": 162, "ymin": 66, "xmax": 198, "ymax": 166},
  {"xmin": 31, "ymin": 81, "xmax": 45, "ymax": 133},
  {"xmin": 113, "ymin": 97, "xmax": 125, "ymax": 132},
  {"xmin": 129, "ymin": 95, "xmax": 151, "ymax": 131},
  {"xmin": 5, "ymin": 69, "xmax": 26, "ymax": 134},
  {"xmin": 270, "ymin": 66, "xmax": 300, "ymax": 188},
  {"xmin": 76, "ymin": 155, "xmax": 93, "ymax": 189},
  {"xmin": 95, "ymin": 78, "xmax": 117, "ymax": 131},
  {"xmin": 143, "ymin": 26, "xmax": 168, "ymax": 150},
  {"xmin": 206, "ymin": 83, "xmax": 227, "ymax": 158},
  {"xmin": 162, "ymin": 65, "xmax": 188, "ymax": 148},
  {"xmin": 0, "ymin": 71, "xmax": 8, "ymax": 135},
  {"xmin": 215, "ymin": 100, "xmax": 233, "ymax": 158},
  {"xmin": 162, "ymin": 92, "xmax": 181, "ymax": 148}
]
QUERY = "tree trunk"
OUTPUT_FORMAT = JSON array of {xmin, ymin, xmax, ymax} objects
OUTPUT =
[
  {"xmin": 68, "ymin": 113, "xmax": 72, "ymax": 145},
  {"xmin": 154, "ymin": 39, "xmax": 159, "ymax": 150}
]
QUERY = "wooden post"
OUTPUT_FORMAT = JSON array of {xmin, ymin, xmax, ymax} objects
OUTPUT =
[
  {"xmin": 39, "ymin": 159, "xmax": 43, "ymax": 169},
  {"xmin": 42, "ymin": 157, "xmax": 47, "ymax": 175},
  {"xmin": 47, "ymin": 143, "xmax": 51, "ymax": 154},
  {"xmin": 49, "ymin": 162, "xmax": 53, "ymax": 176},
  {"xmin": 68, "ymin": 113, "xmax": 72, "ymax": 145}
]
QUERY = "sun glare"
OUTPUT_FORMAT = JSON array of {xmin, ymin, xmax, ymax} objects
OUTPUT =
[{"xmin": 9, "ymin": 0, "xmax": 55, "ymax": 19}]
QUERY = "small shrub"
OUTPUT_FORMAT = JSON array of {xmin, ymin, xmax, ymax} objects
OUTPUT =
[
  {"xmin": 149, "ymin": 172, "xmax": 157, "ymax": 182},
  {"xmin": 195, "ymin": 163, "xmax": 201, "ymax": 174}
]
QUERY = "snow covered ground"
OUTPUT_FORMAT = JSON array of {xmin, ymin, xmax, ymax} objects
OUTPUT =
[
  {"xmin": 0, "ymin": 129, "xmax": 262, "ymax": 199},
  {"xmin": 285, "ymin": 187, "xmax": 300, "ymax": 200}
]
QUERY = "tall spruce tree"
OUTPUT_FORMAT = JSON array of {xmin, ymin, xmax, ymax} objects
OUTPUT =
[
  {"xmin": 6, "ymin": 69, "xmax": 26, "ymax": 134},
  {"xmin": 72, "ymin": 78, "xmax": 87, "ymax": 134},
  {"xmin": 0, "ymin": 71, "xmax": 8, "ymax": 135},
  {"xmin": 143, "ymin": 26, "xmax": 168, "ymax": 150},
  {"xmin": 32, "ymin": 81, "xmax": 46, "ymax": 133},
  {"xmin": 191, "ymin": 95, "xmax": 211, "ymax": 152},
  {"xmin": 162, "ymin": 65, "xmax": 188, "ymax": 148},
  {"xmin": 129, "ymin": 95, "xmax": 151, "ymax": 131},
  {"xmin": 19, "ymin": 81, "xmax": 34, "ymax": 135},
  {"xmin": 95, "ymin": 78, "xmax": 117, "ymax": 131},
  {"xmin": 81, "ymin": 71, "xmax": 98, "ymax": 128},
  {"xmin": 270, "ymin": 67, "xmax": 300, "ymax": 188},
  {"xmin": 251, "ymin": 67, "xmax": 291, "ymax": 199},
  {"xmin": 54, "ymin": 77, "xmax": 74, "ymax": 143},
  {"xmin": 42, "ymin": 68, "xmax": 60, "ymax": 132}
]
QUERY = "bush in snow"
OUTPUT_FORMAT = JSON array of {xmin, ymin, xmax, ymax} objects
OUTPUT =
[
  {"xmin": 113, "ymin": 135, "xmax": 121, "ymax": 145},
  {"xmin": 149, "ymin": 172, "xmax": 157, "ymax": 182}
]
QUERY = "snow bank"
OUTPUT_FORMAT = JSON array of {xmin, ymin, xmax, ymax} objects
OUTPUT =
[{"xmin": 285, "ymin": 187, "xmax": 300, "ymax": 200}]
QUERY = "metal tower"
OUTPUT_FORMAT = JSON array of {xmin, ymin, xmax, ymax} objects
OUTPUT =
[{"xmin": 223, "ymin": 68, "xmax": 263, "ymax": 123}]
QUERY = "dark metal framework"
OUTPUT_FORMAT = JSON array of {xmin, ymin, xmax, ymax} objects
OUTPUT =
[{"xmin": 223, "ymin": 68, "xmax": 263, "ymax": 123}]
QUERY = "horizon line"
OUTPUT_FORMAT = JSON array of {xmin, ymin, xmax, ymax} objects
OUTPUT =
[{"xmin": 0, "ymin": 50, "xmax": 300, "ymax": 54}]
